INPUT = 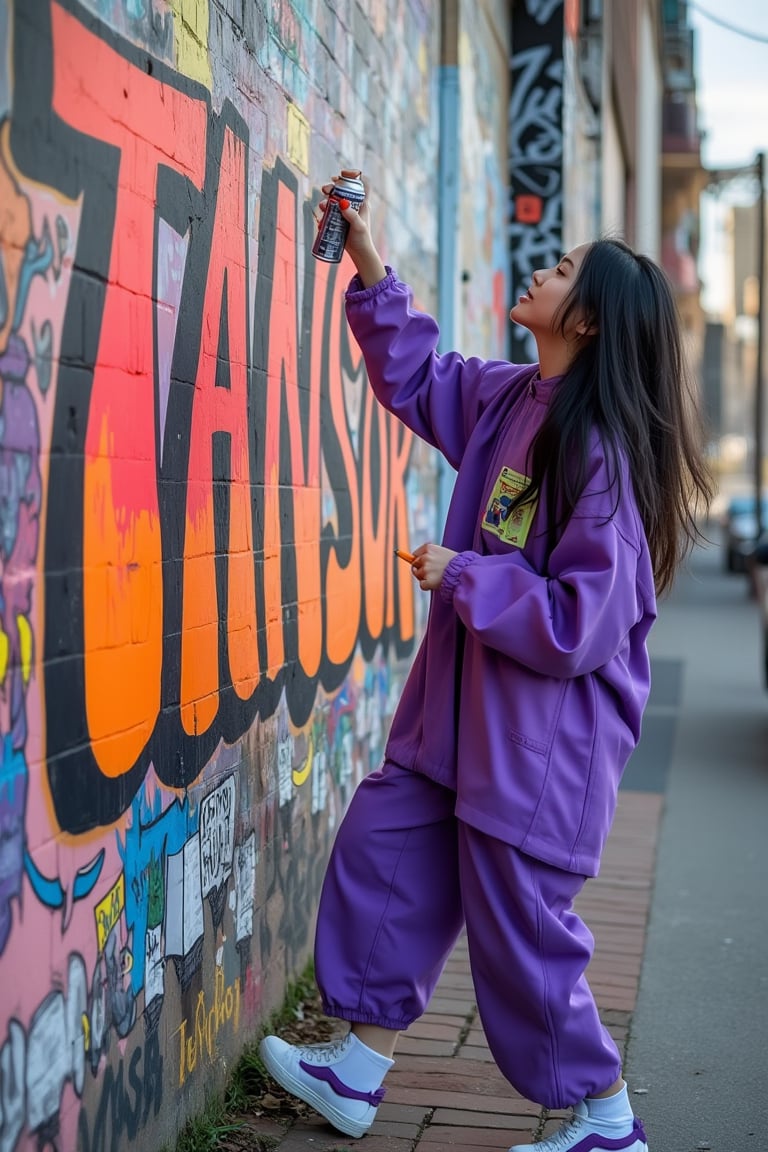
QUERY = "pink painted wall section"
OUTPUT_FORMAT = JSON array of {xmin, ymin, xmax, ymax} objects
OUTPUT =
[
  {"xmin": 0, "ymin": 1, "xmax": 509, "ymax": 1149},
  {"xmin": 459, "ymin": 0, "xmax": 510, "ymax": 359}
]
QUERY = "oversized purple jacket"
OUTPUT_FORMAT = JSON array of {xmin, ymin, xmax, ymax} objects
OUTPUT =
[{"xmin": 345, "ymin": 270, "xmax": 657, "ymax": 876}]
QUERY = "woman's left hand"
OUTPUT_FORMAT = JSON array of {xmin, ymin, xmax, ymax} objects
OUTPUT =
[{"xmin": 410, "ymin": 544, "xmax": 457, "ymax": 591}]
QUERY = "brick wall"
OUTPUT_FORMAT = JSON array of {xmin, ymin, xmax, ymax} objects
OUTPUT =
[{"xmin": 0, "ymin": 1, "xmax": 507, "ymax": 1149}]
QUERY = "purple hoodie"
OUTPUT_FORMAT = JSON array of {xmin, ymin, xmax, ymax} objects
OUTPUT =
[{"xmin": 346, "ymin": 270, "xmax": 656, "ymax": 876}]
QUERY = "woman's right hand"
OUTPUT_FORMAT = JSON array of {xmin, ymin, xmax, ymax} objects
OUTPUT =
[{"xmin": 319, "ymin": 174, "xmax": 387, "ymax": 288}]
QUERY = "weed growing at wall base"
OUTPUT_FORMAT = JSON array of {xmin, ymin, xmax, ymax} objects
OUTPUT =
[{"xmin": 169, "ymin": 964, "xmax": 337, "ymax": 1152}]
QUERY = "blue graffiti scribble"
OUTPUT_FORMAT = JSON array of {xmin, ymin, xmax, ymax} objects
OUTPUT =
[
  {"xmin": 0, "ymin": 735, "xmax": 26, "ymax": 951},
  {"xmin": 24, "ymin": 845, "xmax": 105, "ymax": 909},
  {"xmin": 11, "ymin": 230, "xmax": 53, "ymax": 333},
  {"xmin": 118, "ymin": 784, "xmax": 198, "ymax": 997}
]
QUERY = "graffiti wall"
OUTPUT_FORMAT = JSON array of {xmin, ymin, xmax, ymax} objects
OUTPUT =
[
  {"xmin": 0, "ymin": 0, "xmax": 444, "ymax": 1148},
  {"xmin": 458, "ymin": 0, "xmax": 509, "ymax": 359},
  {"xmin": 508, "ymin": 0, "xmax": 565, "ymax": 362}
]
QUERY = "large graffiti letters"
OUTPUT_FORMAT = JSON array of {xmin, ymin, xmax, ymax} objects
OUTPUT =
[
  {"xmin": 178, "ymin": 114, "xmax": 255, "ymax": 740},
  {"xmin": 255, "ymin": 165, "xmax": 325, "ymax": 710},
  {"xmin": 9, "ymin": 0, "xmax": 415, "ymax": 835},
  {"xmin": 8, "ymin": 0, "xmax": 210, "ymax": 827}
]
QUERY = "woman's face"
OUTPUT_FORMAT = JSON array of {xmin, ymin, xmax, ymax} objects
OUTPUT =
[{"xmin": 509, "ymin": 243, "xmax": 592, "ymax": 340}]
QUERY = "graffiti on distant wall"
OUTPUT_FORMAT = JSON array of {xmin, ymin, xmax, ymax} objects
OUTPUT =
[
  {"xmin": 459, "ymin": 17, "xmax": 509, "ymax": 359},
  {"xmin": 0, "ymin": 0, "xmax": 443, "ymax": 1148},
  {"xmin": 509, "ymin": 0, "xmax": 564, "ymax": 361}
]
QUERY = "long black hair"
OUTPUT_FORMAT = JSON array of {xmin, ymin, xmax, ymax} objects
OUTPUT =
[{"xmin": 519, "ymin": 238, "xmax": 713, "ymax": 594}]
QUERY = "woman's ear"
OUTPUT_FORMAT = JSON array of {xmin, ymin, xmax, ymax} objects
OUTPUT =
[{"xmin": 575, "ymin": 318, "xmax": 598, "ymax": 338}]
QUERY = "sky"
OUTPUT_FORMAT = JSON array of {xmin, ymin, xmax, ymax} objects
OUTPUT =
[
  {"xmin": 690, "ymin": 0, "xmax": 768, "ymax": 168},
  {"xmin": 688, "ymin": 0, "xmax": 768, "ymax": 313}
]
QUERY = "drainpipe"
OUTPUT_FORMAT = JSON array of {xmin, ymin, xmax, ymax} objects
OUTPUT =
[{"xmin": 436, "ymin": 0, "xmax": 460, "ymax": 533}]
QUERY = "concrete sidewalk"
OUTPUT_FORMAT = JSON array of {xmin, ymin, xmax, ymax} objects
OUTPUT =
[
  {"xmin": 624, "ymin": 541, "xmax": 768, "ymax": 1149},
  {"xmin": 250, "ymin": 789, "xmax": 662, "ymax": 1151}
]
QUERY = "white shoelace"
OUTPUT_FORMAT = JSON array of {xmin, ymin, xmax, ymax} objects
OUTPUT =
[
  {"xmin": 534, "ymin": 1112, "xmax": 588, "ymax": 1150},
  {"xmin": 295, "ymin": 1035, "xmax": 351, "ymax": 1063}
]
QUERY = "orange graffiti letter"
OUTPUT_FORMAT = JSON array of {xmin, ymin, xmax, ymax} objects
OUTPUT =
[
  {"xmin": 359, "ymin": 392, "xmax": 389, "ymax": 643},
  {"xmin": 325, "ymin": 267, "xmax": 362, "ymax": 666},
  {"xmin": 386, "ymin": 418, "xmax": 415, "ymax": 640}
]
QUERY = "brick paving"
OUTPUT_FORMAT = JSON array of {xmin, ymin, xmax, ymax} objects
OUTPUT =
[{"xmin": 262, "ymin": 790, "xmax": 663, "ymax": 1152}]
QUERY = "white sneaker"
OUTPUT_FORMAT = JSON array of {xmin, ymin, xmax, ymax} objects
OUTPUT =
[
  {"xmin": 259, "ymin": 1031, "xmax": 393, "ymax": 1138},
  {"xmin": 508, "ymin": 1101, "xmax": 649, "ymax": 1151}
]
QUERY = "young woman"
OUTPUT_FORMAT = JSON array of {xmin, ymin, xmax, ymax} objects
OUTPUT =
[{"xmin": 259, "ymin": 179, "xmax": 713, "ymax": 1152}]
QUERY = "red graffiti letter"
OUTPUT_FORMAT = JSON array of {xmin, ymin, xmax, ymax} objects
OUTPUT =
[
  {"xmin": 181, "ymin": 125, "xmax": 257, "ymax": 736},
  {"xmin": 51, "ymin": 3, "xmax": 206, "ymax": 774}
]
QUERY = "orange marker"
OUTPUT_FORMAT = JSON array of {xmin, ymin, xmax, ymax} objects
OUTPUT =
[{"xmin": 394, "ymin": 548, "xmax": 416, "ymax": 565}]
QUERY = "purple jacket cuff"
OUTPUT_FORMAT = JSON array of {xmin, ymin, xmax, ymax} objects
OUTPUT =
[
  {"xmin": 440, "ymin": 551, "xmax": 480, "ymax": 605},
  {"xmin": 346, "ymin": 266, "xmax": 398, "ymax": 301}
]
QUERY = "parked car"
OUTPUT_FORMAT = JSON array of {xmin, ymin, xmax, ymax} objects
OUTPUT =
[
  {"xmin": 721, "ymin": 493, "xmax": 768, "ymax": 574},
  {"xmin": 749, "ymin": 534, "xmax": 768, "ymax": 689}
]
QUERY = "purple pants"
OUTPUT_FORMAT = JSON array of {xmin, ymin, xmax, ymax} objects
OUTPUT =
[{"xmin": 315, "ymin": 761, "xmax": 621, "ymax": 1109}]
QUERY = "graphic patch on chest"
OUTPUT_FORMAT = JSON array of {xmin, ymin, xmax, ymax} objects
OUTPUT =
[{"xmin": 482, "ymin": 466, "xmax": 537, "ymax": 547}]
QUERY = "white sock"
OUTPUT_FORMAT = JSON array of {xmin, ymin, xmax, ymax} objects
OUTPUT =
[
  {"xmin": 324, "ymin": 1032, "xmax": 394, "ymax": 1089},
  {"xmin": 584, "ymin": 1083, "xmax": 634, "ymax": 1126}
]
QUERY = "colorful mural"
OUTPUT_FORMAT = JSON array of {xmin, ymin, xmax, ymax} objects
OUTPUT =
[{"xmin": 0, "ymin": 0, "xmax": 444, "ymax": 1148}]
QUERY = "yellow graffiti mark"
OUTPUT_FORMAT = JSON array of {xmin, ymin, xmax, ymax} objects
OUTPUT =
[
  {"xmin": 0, "ymin": 629, "xmax": 8, "ymax": 684},
  {"xmin": 416, "ymin": 40, "xmax": 429, "ymax": 119},
  {"xmin": 176, "ymin": 967, "xmax": 241, "ymax": 1086},
  {"xmin": 168, "ymin": 0, "xmax": 212, "ymax": 88},
  {"xmin": 292, "ymin": 728, "xmax": 312, "ymax": 786},
  {"xmin": 16, "ymin": 615, "xmax": 32, "ymax": 685},
  {"xmin": 94, "ymin": 874, "xmax": 125, "ymax": 953},
  {"xmin": 286, "ymin": 103, "xmax": 310, "ymax": 175}
]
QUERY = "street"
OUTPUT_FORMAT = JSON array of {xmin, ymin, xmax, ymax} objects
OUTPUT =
[{"xmin": 626, "ymin": 535, "xmax": 768, "ymax": 1150}]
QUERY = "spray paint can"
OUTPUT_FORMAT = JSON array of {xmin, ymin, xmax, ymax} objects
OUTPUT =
[{"xmin": 312, "ymin": 170, "xmax": 366, "ymax": 263}]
